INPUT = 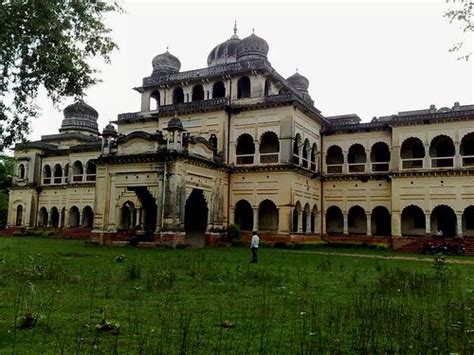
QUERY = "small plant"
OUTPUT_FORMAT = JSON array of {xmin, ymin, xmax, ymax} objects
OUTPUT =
[
  {"xmin": 226, "ymin": 224, "xmax": 241, "ymax": 242},
  {"xmin": 126, "ymin": 262, "xmax": 141, "ymax": 280},
  {"xmin": 115, "ymin": 255, "xmax": 126, "ymax": 263},
  {"xmin": 432, "ymin": 253, "xmax": 447, "ymax": 277},
  {"xmin": 17, "ymin": 309, "xmax": 40, "ymax": 329},
  {"xmin": 95, "ymin": 308, "xmax": 120, "ymax": 335}
]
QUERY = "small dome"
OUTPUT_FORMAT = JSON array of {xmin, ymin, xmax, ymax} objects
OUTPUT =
[
  {"xmin": 237, "ymin": 32, "xmax": 269, "ymax": 61},
  {"xmin": 102, "ymin": 122, "xmax": 117, "ymax": 137},
  {"xmin": 166, "ymin": 116, "xmax": 184, "ymax": 131},
  {"xmin": 60, "ymin": 100, "xmax": 99, "ymax": 135},
  {"xmin": 63, "ymin": 100, "xmax": 98, "ymax": 120},
  {"xmin": 287, "ymin": 72, "xmax": 309, "ymax": 93},
  {"xmin": 207, "ymin": 23, "xmax": 241, "ymax": 67},
  {"xmin": 152, "ymin": 49, "xmax": 181, "ymax": 76}
]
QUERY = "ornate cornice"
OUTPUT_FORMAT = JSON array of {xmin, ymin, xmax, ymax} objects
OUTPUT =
[{"xmin": 391, "ymin": 168, "xmax": 474, "ymax": 178}]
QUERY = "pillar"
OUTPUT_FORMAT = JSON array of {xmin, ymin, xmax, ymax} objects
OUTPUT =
[
  {"xmin": 391, "ymin": 212, "xmax": 401, "ymax": 237},
  {"xmin": 366, "ymin": 213, "xmax": 372, "ymax": 236},
  {"xmin": 423, "ymin": 144, "xmax": 430, "ymax": 169},
  {"xmin": 252, "ymin": 208, "xmax": 259, "ymax": 231},
  {"xmin": 343, "ymin": 213, "xmax": 348, "ymax": 235},
  {"xmin": 322, "ymin": 211, "xmax": 327, "ymax": 235},
  {"xmin": 456, "ymin": 213, "xmax": 463, "ymax": 238},
  {"xmin": 391, "ymin": 145, "xmax": 400, "ymax": 171},
  {"xmin": 297, "ymin": 210, "xmax": 303, "ymax": 233},
  {"xmin": 254, "ymin": 141, "xmax": 260, "ymax": 165},
  {"xmin": 342, "ymin": 152, "xmax": 348, "ymax": 174},
  {"xmin": 425, "ymin": 213, "xmax": 431, "ymax": 236},
  {"xmin": 306, "ymin": 212, "xmax": 311, "ymax": 234},
  {"xmin": 135, "ymin": 208, "xmax": 140, "ymax": 227},
  {"xmin": 454, "ymin": 142, "xmax": 462, "ymax": 168},
  {"xmin": 47, "ymin": 210, "xmax": 52, "ymax": 227}
]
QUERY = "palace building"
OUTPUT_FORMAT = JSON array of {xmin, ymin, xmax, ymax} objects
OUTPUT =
[{"xmin": 5, "ymin": 26, "xmax": 474, "ymax": 252}]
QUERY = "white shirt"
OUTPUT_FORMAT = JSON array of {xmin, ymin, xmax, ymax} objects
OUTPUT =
[{"xmin": 251, "ymin": 234, "xmax": 259, "ymax": 248}]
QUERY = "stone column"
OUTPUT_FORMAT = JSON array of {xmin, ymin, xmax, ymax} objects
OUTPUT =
[
  {"xmin": 391, "ymin": 145, "xmax": 400, "ymax": 171},
  {"xmin": 322, "ymin": 211, "xmax": 327, "ymax": 235},
  {"xmin": 252, "ymin": 208, "xmax": 259, "ymax": 231},
  {"xmin": 366, "ymin": 213, "xmax": 372, "ymax": 236},
  {"xmin": 135, "ymin": 208, "xmax": 140, "ymax": 227},
  {"xmin": 343, "ymin": 213, "xmax": 349, "ymax": 235},
  {"xmin": 425, "ymin": 213, "xmax": 431, "ymax": 236},
  {"xmin": 254, "ymin": 141, "xmax": 260, "ymax": 165},
  {"xmin": 391, "ymin": 211, "xmax": 401, "ymax": 237},
  {"xmin": 423, "ymin": 144, "xmax": 430, "ymax": 169},
  {"xmin": 306, "ymin": 213, "xmax": 311, "ymax": 234},
  {"xmin": 141, "ymin": 91, "xmax": 151, "ymax": 111},
  {"xmin": 47, "ymin": 211, "xmax": 52, "ymax": 227},
  {"xmin": 297, "ymin": 210, "xmax": 303, "ymax": 233},
  {"xmin": 454, "ymin": 142, "xmax": 462, "ymax": 168},
  {"xmin": 456, "ymin": 213, "xmax": 463, "ymax": 238},
  {"xmin": 342, "ymin": 152, "xmax": 348, "ymax": 174}
]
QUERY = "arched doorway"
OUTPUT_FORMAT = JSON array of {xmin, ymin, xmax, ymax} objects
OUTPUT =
[
  {"xmin": 258, "ymin": 200, "xmax": 278, "ymax": 231},
  {"xmin": 431, "ymin": 205, "xmax": 456, "ymax": 237},
  {"xmin": 234, "ymin": 200, "xmax": 253, "ymax": 231},
  {"xmin": 462, "ymin": 206, "xmax": 474, "ymax": 237},
  {"xmin": 401, "ymin": 205, "xmax": 425, "ymax": 236},
  {"xmin": 50, "ymin": 207, "xmax": 60, "ymax": 228},
  {"xmin": 326, "ymin": 206, "xmax": 343, "ymax": 234},
  {"xmin": 185, "ymin": 189, "xmax": 208, "ymax": 246},
  {"xmin": 121, "ymin": 201, "xmax": 135, "ymax": 229},
  {"xmin": 82, "ymin": 206, "xmax": 94, "ymax": 228},
  {"xmin": 371, "ymin": 206, "xmax": 391, "ymax": 236},
  {"xmin": 15, "ymin": 205, "xmax": 23, "ymax": 226},
  {"xmin": 38, "ymin": 207, "xmax": 48, "ymax": 227},
  {"xmin": 69, "ymin": 206, "xmax": 80, "ymax": 227},
  {"xmin": 348, "ymin": 206, "xmax": 366, "ymax": 235}
]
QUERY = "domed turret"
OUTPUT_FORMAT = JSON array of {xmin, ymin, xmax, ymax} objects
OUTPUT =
[
  {"xmin": 102, "ymin": 122, "xmax": 117, "ymax": 138},
  {"xmin": 287, "ymin": 71, "xmax": 309, "ymax": 93},
  {"xmin": 60, "ymin": 100, "xmax": 99, "ymax": 135},
  {"xmin": 207, "ymin": 22, "xmax": 241, "ymax": 67},
  {"xmin": 237, "ymin": 31, "xmax": 269, "ymax": 62},
  {"xmin": 151, "ymin": 49, "xmax": 181, "ymax": 76},
  {"xmin": 166, "ymin": 116, "xmax": 184, "ymax": 131}
]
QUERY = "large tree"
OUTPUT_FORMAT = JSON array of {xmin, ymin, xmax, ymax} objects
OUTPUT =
[
  {"xmin": 444, "ymin": 0, "xmax": 473, "ymax": 60},
  {"xmin": 0, "ymin": 0, "xmax": 121, "ymax": 148}
]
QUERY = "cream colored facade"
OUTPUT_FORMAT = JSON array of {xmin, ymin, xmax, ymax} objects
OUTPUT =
[{"xmin": 6, "ymin": 29, "xmax": 474, "ymax": 247}]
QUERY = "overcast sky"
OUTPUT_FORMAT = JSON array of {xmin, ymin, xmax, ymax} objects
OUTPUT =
[{"xmin": 30, "ymin": 0, "xmax": 473, "ymax": 141}]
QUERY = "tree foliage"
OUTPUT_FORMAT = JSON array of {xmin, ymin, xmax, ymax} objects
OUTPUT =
[
  {"xmin": 0, "ymin": 0, "xmax": 121, "ymax": 148},
  {"xmin": 0, "ymin": 155, "xmax": 14, "ymax": 228},
  {"xmin": 444, "ymin": 0, "xmax": 473, "ymax": 60}
]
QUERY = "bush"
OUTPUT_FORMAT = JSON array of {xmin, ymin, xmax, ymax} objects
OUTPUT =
[{"xmin": 226, "ymin": 224, "xmax": 241, "ymax": 242}]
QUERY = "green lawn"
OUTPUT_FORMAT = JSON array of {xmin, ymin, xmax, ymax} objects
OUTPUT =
[{"xmin": 0, "ymin": 237, "xmax": 472, "ymax": 354}]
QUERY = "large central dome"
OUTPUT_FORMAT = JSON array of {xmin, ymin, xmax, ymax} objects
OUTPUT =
[
  {"xmin": 207, "ymin": 23, "xmax": 241, "ymax": 67},
  {"xmin": 60, "ymin": 101, "xmax": 99, "ymax": 135}
]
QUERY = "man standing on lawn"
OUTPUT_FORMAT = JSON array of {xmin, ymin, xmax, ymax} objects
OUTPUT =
[{"xmin": 250, "ymin": 231, "xmax": 259, "ymax": 263}]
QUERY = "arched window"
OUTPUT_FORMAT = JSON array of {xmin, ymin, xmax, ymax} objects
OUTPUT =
[
  {"xmin": 429, "ymin": 135, "xmax": 455, "ymax": 168},
  {"xmin": 234, "ymin": 200, "xmax": 253, "ymax": 231},
  {"xmin": 400, "ymin": 137, "xmax": 425, "ymax": 169},
  {"xmin": 237, "ymin": 76, "xmax": 251, "ymax": 99},
  {"xmin": 72, "ymin": 161, "xmax": 83, "ymax": 182},
  {"xmin": 371, "ymin": 206, "xmax": 391, "ymax": 236},
  {"xmin": 302, "ymin": 139, "xmax": 310, "ymax": 168},
  {"xmin": 68, "ymin": 206, "xmax": 80, "ymax": 227},
  {"xmin": 236, "ymin": 134, "xmax": 255, "ymax": 165},
  {"xmin": 212, "ymin": 81, "xmax": 226, "ymax": 98},
  {"xmin": 172, "ymin": 86, "xmax": 184, "ymax": 104},
  {"xmin": 259, "ymin": 132, "xmax": 279, "ymax": 164},
  {"xmin": 150, "ymin": 90, "xmax": 160, "ymax": 110},
  {"xmin": 326, "ymin": 145, "xmax": 343, "ymax": 174},
  {"xmin": 264, "ymin": 80, "xmax": 269, "ymax": 96},
  {"xmin": 302, "ymin": 203, "xmax": 310, "ymax": 233},
  {"xmin": 43, "ymin": 165, "xmax": 52, "ymax": 184},
  {"xmin": 86, "ymin": 161, "xmax": 96, "ymax": 182},
  {"xmin": 18, "ymin": 164, "xmax": 25, "ymax": 179},
  {"xmin": 348, "ymin": 206, "xmax": 366, "ymax": 235},
  {"xmin": 310, "ymin": 143, "xmax": 318, "ymax": 172},
  {"xmin": 326, "ymin": 206, "xmax": 343, "ymax": 234},
  {"xmin": 461, "ymin": 132, "xmax": 474, "ymax": 167},
  {"xmin": 258, "ymin": 200, "xmax": 278, "ymax": 231},
  {"xmin": 53, "ymin": 164, "xmax": 63, "ymax": 184},
  {"xmin": 401, "ymin": 205, "xmax": 425, "ymax": 236},
  {"xmin": 431, "ymin": 205, "xmax": 456, "ymax": 237},
  {"xmin": 370, "ymin": 142, "xmax": 390, "ymax": 172},
  {"xmin": 15, "ymin": 205, "xmax": 23, "ymax": 226},
  {"xmin": 192, "ymin": 84, "xmax": 204, "ymax": 101},
  {"xmin": 82, "ymin": 206, "xmax": 94, "ymax": 228},
  {"xmin": 292, "ymin": 201, "xmax": 302, "ymax": 233},
  {"xmin": 348, "ymin": 144, "xmax": 367, "ymax": 173},
  {"xmin": 293, "ymin": 134, "xmax": 301, "ymax": 164},
  {"xmin": 121, "ymin": 201, "xmax": 135, "ymax": 229}
]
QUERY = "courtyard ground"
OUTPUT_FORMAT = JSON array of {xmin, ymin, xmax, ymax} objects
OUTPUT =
[{"xmin": 0, "ymin": 237, "xmax": 472, "ymax": 354}]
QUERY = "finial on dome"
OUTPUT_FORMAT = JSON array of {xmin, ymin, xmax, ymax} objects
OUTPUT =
[
  {"xmin": 166, "ymin": 45, "xmax": 169, "ymax": 52},
  {"xmin": 252, "ymin": 28, "xmax": 255, "ymax": 34},
  {"xmin": 296, "ymin": 68, "xmax": 298, "ymax": 73},
  {"xmin": 234, "ymin": 20, "xmax": 237, "ymax": 35}
]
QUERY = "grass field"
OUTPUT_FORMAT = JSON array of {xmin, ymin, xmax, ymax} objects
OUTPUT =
[{"xmin": 0, "ymin": 237, "xmax": 473, "ymax": 354}]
